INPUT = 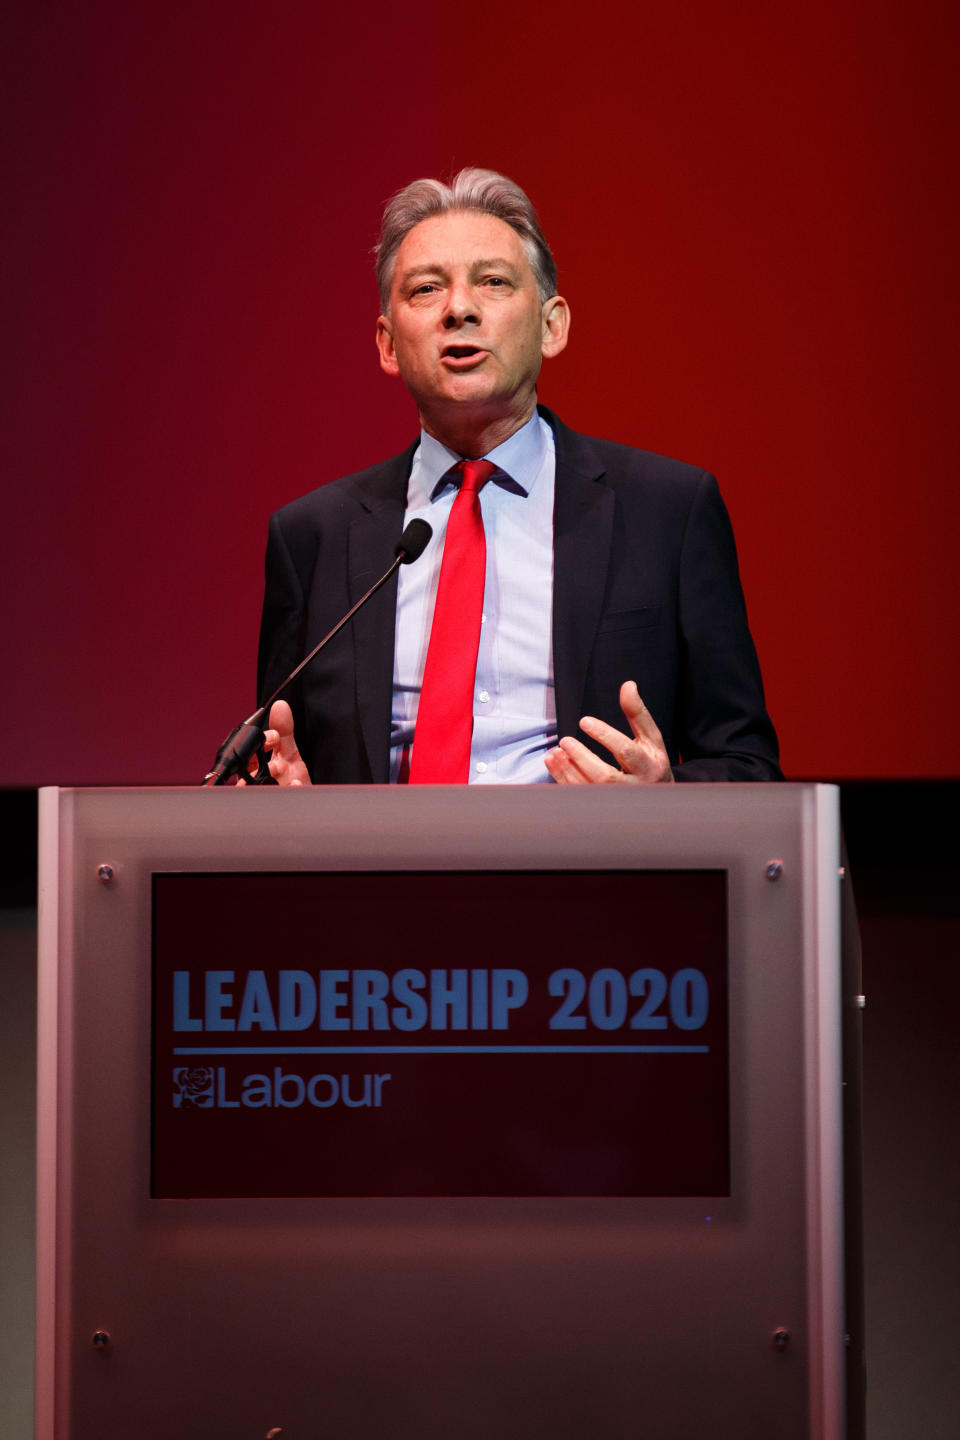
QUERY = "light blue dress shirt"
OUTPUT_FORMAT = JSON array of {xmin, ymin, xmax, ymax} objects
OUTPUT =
[{"xmin": 391, "ymin": 411, "xmax": 557, "ymax": 783}]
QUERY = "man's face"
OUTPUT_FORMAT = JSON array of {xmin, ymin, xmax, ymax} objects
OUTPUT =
[{"xmin": 376, "ymin": 210, "xmax": 568, "ymax": 438}]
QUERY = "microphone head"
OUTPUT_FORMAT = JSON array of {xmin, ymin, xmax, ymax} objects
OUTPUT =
[{"xmin": 395, "ymin": 518, "xmax": 433, "ymax": 564}]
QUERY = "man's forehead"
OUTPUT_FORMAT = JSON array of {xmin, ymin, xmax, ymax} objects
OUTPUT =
[{"xmin": 394, "ymin": 211, "xmax": 530, "ymax": 275}]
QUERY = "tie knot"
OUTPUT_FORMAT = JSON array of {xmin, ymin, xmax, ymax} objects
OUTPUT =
[{"xmin": 457, "ymin": 458, "xmax": 497, "ymax": 494}]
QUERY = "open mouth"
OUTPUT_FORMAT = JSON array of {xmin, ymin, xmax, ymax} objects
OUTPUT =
[{"xmin": 442, "ymin": 344, "xmax": 487, "ymax": 362}]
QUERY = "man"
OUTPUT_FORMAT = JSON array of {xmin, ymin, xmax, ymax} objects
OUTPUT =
[{"xmin": 255, "ymin": 168, "xmax": 780, "ymax": 786}]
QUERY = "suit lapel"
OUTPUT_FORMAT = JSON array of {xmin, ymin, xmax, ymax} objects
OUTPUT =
[
  {"xmin": 346, "ymin": 445, "xmax": 416, "ymax": 782},
  {"xmin": 544, "ymin": 409, "xmax": 615, "ymax": 741}
]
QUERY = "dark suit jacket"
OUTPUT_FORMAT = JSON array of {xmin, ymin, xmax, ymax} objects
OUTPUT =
[{"xmin": 257, "ymin": 407, "xmax": 781, "ymax": 783}]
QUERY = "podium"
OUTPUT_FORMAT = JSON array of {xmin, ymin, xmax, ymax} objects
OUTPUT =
[{"xmin": 37, "ymin": 783, "xmax": 857, "ymax": 1439}]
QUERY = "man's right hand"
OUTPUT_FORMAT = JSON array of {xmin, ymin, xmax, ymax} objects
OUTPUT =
[{"xmin": 244, "ymin": 699, "xmax": 312, "ymax": 786}]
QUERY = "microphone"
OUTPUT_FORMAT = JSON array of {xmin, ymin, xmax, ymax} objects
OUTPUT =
[
  {"xmin": 395, "ymin": 517, "xmax": 431, "ymax": 564},
  {"xmin": 203, "ymin": 519, "xmax": 433, "ymax": 786}
]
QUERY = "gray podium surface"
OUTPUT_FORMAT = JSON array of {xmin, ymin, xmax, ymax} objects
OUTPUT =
[{"xmin": 37, "ymin": 783, "xmax": 846, "ymax": 1439}]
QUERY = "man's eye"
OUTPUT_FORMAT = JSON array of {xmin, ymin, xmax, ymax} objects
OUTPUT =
[
  {"xmin": 411, "ymin": 282, "xmax": 439, "ymax": 296},
  {"xmin": 484, "ymin": 276, "xmax": 508, "ymax": 287}
]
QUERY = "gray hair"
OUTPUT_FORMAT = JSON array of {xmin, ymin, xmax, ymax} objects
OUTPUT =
[{"xmin": 375, "ymin": 167, "xmax": 558, "ymax": 313}]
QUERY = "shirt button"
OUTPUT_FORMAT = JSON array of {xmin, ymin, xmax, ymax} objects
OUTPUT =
[
  {"xmin": 478, "ymin": 690, "xmax": 490, "ymax": 703},
  {"xmin": 481, "ymin": 613, "xmax": 487, "ymax": 624},
  {"xmin": 475, "ymin": 761, "xmax": 487, "ymax": 774}
]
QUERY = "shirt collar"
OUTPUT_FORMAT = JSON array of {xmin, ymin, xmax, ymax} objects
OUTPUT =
[{"xmin": 408, "ymin": 410, "xmax": 549, "ymax": 507}]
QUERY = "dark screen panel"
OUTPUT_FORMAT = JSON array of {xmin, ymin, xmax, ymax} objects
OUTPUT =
[{"xmin": 152, "ymin": 870, "xmax": 729, "ymax": 1197}]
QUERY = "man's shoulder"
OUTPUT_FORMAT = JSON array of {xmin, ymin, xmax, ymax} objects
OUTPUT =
[
  {"xmin": 268, "ymin": 442, "xmax": 417, "ymax": 532},
  {"xmin": 541, "ymin": 406, "xmax": 712, "ymax": 494}
]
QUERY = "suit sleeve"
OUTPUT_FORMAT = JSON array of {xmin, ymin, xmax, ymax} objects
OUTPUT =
[
  {"xmin": 256, "ymin": 511, "xmax": 309, "ymax": 745},
  {"xmin": 672, "ymin": 472, "xmax": 782, "ymax": 781}
]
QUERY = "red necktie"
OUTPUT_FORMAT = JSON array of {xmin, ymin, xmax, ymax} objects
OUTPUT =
[{"xmin": 408, "ymin": 458, "xmax": 496, "ymax": 784}]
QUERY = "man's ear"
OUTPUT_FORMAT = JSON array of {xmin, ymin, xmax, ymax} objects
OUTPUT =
[
  {"xmin": 540, "ymin": 295, "xmax": 571, "ymax": 360},
  {"xmin": 376, "ymin": 315, "xmax": 400, "ymax": 377}
]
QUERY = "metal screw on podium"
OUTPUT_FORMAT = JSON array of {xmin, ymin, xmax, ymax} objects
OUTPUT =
[
  {"xmin": 92, "ymin": 1330, "xmax": 110, "ymax": 1350},
  {"xmin": 773, "ymin": 1327, "xmax": 790, "ymax": 1352},
  {"xmin": 96, "ymin": 864, "xmax": 115, "ymax": 884},
  {"xmin": 765, "ymin": 859, "xmax": 784, "ymax": 881}
]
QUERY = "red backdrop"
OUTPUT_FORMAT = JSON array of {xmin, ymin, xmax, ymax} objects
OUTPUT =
[{"xmin": 3, "ymin": 1, "xmax": 957, "ymax": 783}]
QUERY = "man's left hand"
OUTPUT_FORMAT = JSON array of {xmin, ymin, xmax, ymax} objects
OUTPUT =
[
  {"xmin": 544, "ymin": 681, "xmax": 675, "ymax": 785},
  {"xmin": 237, "ymin": 699, "xmax": 312, "ymax": 787}
]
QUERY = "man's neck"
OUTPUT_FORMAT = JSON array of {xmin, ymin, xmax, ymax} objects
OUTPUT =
[{"xmin": 419, "ymin": 398, "xmax": 538, "ymax": 459}]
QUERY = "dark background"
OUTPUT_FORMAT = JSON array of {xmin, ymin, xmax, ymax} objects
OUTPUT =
[
  {"xmin": 2, "ymin": 2, "xmax": 957, "ymax": 1436},
  {"xmin": 3, "ymin": 0, "xmax": 957, "ymax": 784}
]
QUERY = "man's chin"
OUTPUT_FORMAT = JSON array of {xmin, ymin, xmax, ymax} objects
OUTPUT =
[{"xmin": 419, "ymin": 380, "xmax": 502, "ymax": 415}]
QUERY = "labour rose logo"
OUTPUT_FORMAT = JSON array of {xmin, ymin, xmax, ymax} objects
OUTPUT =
[{"xmin": 173, "ymin": 1066, "xmax": 214, "ymax": 1108}]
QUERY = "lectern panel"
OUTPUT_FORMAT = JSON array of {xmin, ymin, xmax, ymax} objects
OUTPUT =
[{"xmin": 37, "ymin": 785, "xmax": 845, "ymax": 1440}]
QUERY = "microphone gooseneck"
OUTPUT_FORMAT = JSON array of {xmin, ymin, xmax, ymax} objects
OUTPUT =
[{"xmin": 202, "ymin": 520, "xmax": 434, "ymax": 786}]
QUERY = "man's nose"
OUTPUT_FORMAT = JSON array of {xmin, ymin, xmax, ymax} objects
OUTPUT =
[{"xmin": 442, "ymin": 282, "xmax": 480, "ymax": 328}]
